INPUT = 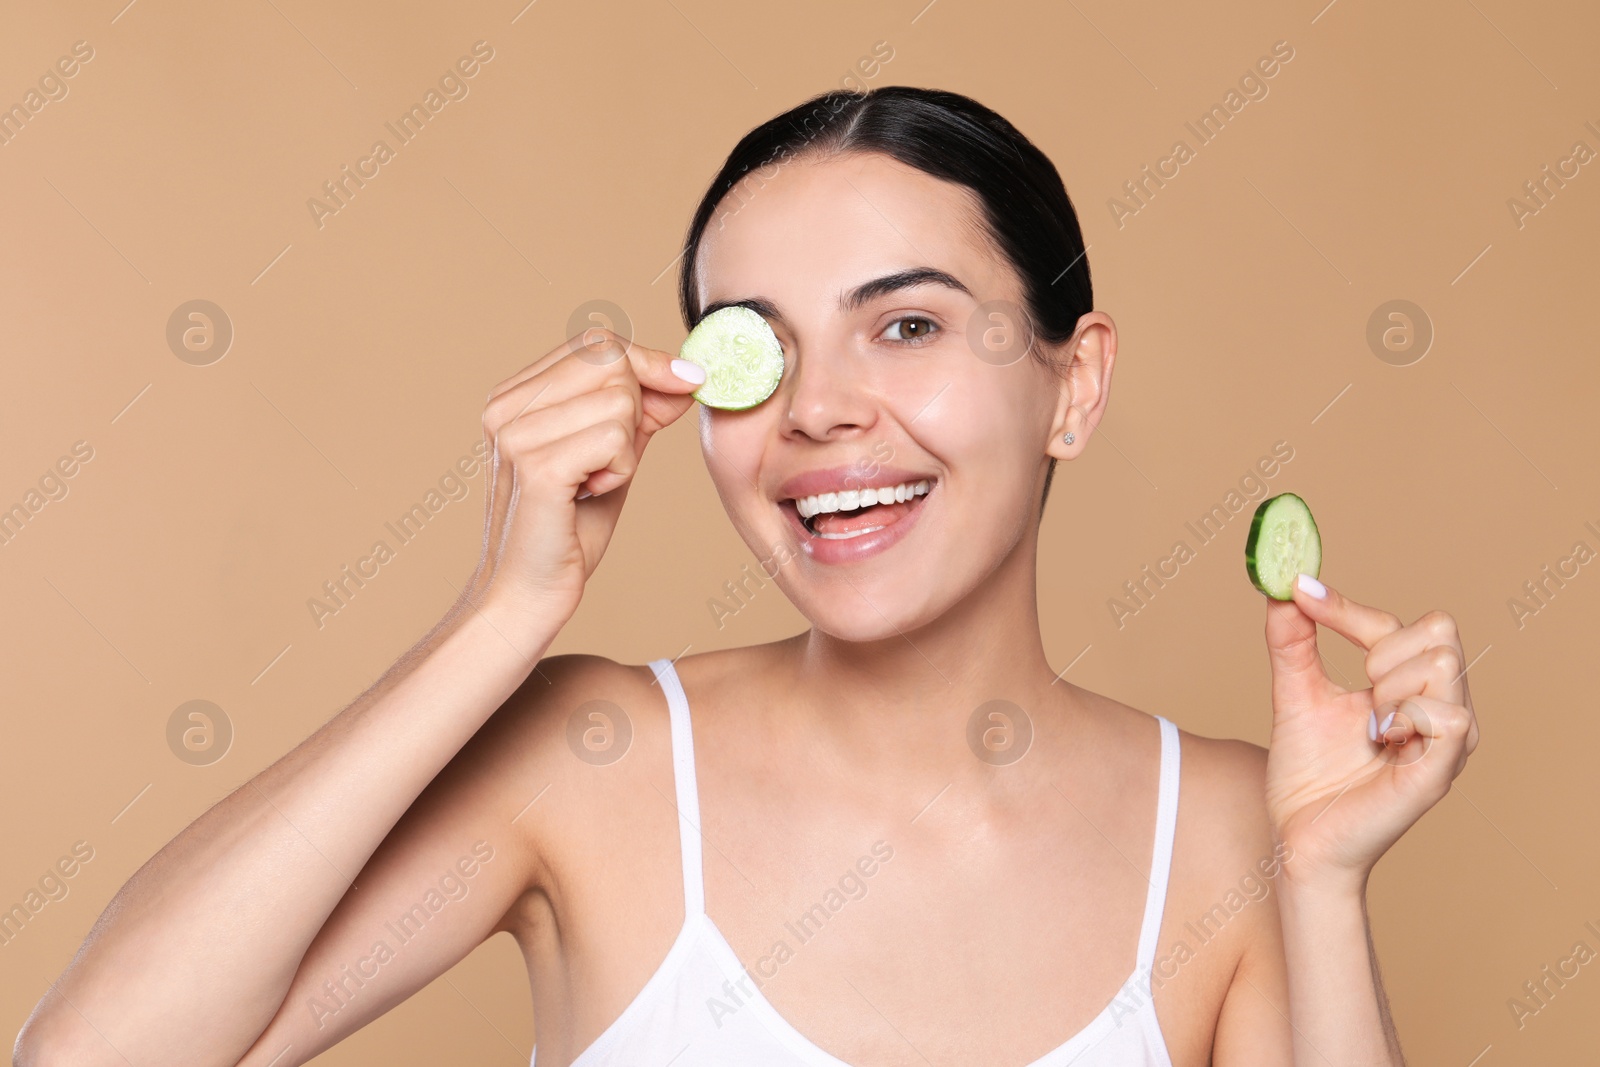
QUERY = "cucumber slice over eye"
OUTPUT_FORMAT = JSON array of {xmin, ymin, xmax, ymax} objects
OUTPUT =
[
  {"xmin": 1244, "ymin": 492, "xmax": 1322, "ymax": 600},
  {"xmin": 680, "ymin": 305, "xmax": 785, "ymax": 411}
]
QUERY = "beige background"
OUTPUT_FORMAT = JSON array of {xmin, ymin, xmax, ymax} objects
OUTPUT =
[{"xmin": 2, "ymin": 0, "xmax": 1597, "ymax": 1062}]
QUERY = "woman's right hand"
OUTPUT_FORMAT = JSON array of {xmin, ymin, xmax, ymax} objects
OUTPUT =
[{"xmin": 465, "ymin": 327, "xmax": 703, "ymax": 634}]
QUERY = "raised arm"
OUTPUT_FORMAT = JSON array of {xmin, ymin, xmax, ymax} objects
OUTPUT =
[
  {"xmin": 13, "ymin": 330, "xmax": 703, "ymax": 1067},
  {"xmin": 225, "ymin": 650, "xmax": 624, "ymax": 1067},
  {"xmin": 1238, "ymin": 575, "xmax": 1480, "ymax": 1065}
]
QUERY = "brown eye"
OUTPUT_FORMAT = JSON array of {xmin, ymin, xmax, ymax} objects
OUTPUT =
[{"xmin": 882, "ymin": 316, "xmax": 939, "ymax": 344}]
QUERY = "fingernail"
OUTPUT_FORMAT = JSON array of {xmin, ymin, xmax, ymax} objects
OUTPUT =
[
  {"xmin": 1378, "ymin": 709, "xmax": 1396, "ymax": 735},
  {"xmin": 1368, "ymin": 709, "xmax": 1379, "ymax": 743},
  {"xmin": 671, "ymin": 358, "xmax": 706, "ymax": 385},
  {"xmin": 576, "ymin": 490, "xmax": 593, "ymax": 500},
  {"xmin": 1296, "ymin": 573, "xmax": 1327, "ymax": 599}
]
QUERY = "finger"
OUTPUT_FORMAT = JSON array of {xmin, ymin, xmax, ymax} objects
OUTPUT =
[
  {"xmin": 1364, "ymin": 608, "xmax": 1464, "ymax": 686},
  {"xmin": 484, "ymin": 348, "xmax": 641, "ymax": 445},
  {"xmin": 488, "ymin": 329, "xmax": 612, "ymax": 401},
  {"xmin": 1264, "ymin": 595, "xmax": 1335, "ymax": 713},
  {"xmin": 488, "ymin": 328, "xmax": 696, "ymax": 406},
  {"xmin": 1373, "ymin": 695, "xmax": 1476, "ymax": 783},
  {"xmin": 1291, "ymin": 576, "xmax": 1406, "ymax": 654},
  {"xmin": 494, "ymin": 349, "xmax": 691, "ymax": 476},
  {"xmin": 620, "ymin": 333, "xmax": 704, "ymax": 397},
  {"xmin": 486, "ymin": 330, "xmax": 704, "ymax": 444},
  {"xmin": 480, "ymin": 351, "xmax": 636, "ymax": 566},
  {"xmin": 500, "ymin": 386, "xmax": 642, "ymax": 464},
  {"xmin": 481, "ymin": 418, "xmax": 515, "ymax": 581},
  {"xmin": 482, "ymin": 367, "xmax": 631, "ymax": 551},
  {"xmin": 1389, "ymin": 691, "xmax": 1483, "ymax": 761},
  {"xmin": 637, "ymin": 385, "xmax": 698, "ymax": 449},
  {"xmin": 511, "ymin": 418, "xmax": 639, "ymax": 501},
  {"xmin": 1371, "ymin": 643, "xmax": 1465, "ymax": 712},
  {"xmin": 480, "ymin": 377, "xmax": 630, "ymax": 572},
  {"xmin": 558, "ymin": 331, "xmax": 700, "ymax": 451}
]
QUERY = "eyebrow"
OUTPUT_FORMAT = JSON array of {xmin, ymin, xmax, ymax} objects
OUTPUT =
[{"xmin": 695, "ymin": 267, "xmax": 972, "ymax": 328}]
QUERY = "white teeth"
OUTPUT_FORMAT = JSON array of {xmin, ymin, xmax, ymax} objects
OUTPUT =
[
  {"xmin": 791, "ymin": 479, "xmax": 931, "ymax": 520},
  {"xmin": 816, "ymin": 524, "xmax": 886, "ymax": 540}
]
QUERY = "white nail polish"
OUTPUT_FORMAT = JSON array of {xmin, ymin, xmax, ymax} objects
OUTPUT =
[
  {"xmin": 1378, "ymin": 710, "xmax": 1396, "ymax": 735},
  {"xmin": 577, "ymin": 490, "xmax": 593, "ymax": 500},
  {"xmin": 1297, "ymin": 573, "xmax": 1327, "ymax": 599},
  {"xmin": 1368, "ymin": 710, "xmax": 1379, "ymax": 743},
  {"xmin": 671, "ymin": 358, "xmax": 706, "ymax": 385}
]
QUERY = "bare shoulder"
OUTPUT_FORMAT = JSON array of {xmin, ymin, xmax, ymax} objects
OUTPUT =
[
  {"xmin": 1070, "ymin": 690, "xmax": 1289, "ymax": 1056},
  {"xmin": 1080, "ymin": 701, "xmax": 1284, "ymax": 919},
  {"xmin": 1142, "ymin": 710, "xmax": 1282, "ymax": 890},
  {"xmin": 1065, "ymin": 685, "xmax": 1285, "ymax": 879},
  {"xmin": 1071, "ymin": 686, "xmax": 1271, "ymax": 826},
  {"xmin": 1159, "ymin": 726, "xmax": 1298, "ymax": 1060},
  {"xmin": 459, "ymin": 653, "xmax": 673, "ymax": 869},
  {"xmin": 464, "ymin": 652, "xmax": 652, "ymax": 776},
  {"xmin": 497, "ymin": 651, "xmax": 660, "ymax": 735},
  {"xmin": 482, "ymin": 645, "xmax": 786, "ymax": 874},
  {"xmin": 1178, "ymin": 730, "xmax": 1275, "ymax": 856}
]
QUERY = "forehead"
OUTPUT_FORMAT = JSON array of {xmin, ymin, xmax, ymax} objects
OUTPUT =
[{"xmin": 693, "ymin": 151, "xmax": 1008, "ymax": 312}]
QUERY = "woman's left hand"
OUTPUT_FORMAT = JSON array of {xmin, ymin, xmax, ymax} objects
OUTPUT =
[{"xmin": 1261, "ymin": 575, "xmax": 1482, "ymax": 892}]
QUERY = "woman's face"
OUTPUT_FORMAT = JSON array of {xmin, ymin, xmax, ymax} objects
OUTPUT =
[{"xmin": 692, "ymin": 150, "xmax": 1086, "ymax": 642}]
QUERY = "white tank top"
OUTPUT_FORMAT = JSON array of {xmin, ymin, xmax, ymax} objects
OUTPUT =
[{"xmin": 533, "ymin": 657, "xmax": 1181, "ymax": 1066}]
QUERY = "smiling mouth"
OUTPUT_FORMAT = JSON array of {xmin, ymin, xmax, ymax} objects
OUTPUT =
[{"xmin": 782, "ymin": 479, "xmax": 934, "ymax": 540}]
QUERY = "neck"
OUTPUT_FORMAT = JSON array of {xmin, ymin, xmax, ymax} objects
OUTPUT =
[{"xmin": 782, "ymin": 525, "xmax": 1078, "ymax": 768}]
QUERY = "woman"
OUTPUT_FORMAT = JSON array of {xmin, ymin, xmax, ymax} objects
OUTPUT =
[{"xmin": 17, "ymin": 86, "xmax": 1479, "ymax": 1067}]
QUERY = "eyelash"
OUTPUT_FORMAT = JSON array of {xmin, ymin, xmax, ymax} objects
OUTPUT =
[{"xmin": 879, "ymin": 315, "xmax": 941, "ymax": 346}]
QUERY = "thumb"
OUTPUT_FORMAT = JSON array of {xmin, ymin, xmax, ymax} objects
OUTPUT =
[{"xmin": 1264, "ymin": 596, "xmax": 1331, "ymax": 713}]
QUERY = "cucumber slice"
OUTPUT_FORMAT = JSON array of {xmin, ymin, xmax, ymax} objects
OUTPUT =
[
  {"xmin": 1244, "ymin": 492, "xmax": 1322, "ymax": 600},
  {"xmin": 680, "ymin": 305, "xmax": 785, "ymax": 410}
]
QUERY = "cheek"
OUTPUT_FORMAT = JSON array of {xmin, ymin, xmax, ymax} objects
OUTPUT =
[
  {"xmin": 700, "ymin": 408, "xmax": 768, "ymax": 507},
  {"xmin": 910, "ymin": 369, "xmax": 1046, "ymax": 496}
]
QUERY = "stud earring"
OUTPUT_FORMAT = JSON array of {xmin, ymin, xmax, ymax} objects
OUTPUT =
[{"xmin": 1062, "ymin": 432, "xmax": 1075, "ymax": 445}]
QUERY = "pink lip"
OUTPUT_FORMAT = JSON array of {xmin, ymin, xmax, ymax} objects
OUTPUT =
[
  {"xmin": 779, "ymin": 485, "xmax": 934, "ymax": 565},
  {"xmin": 775, "ymin": 463, "xmax": 938, "ymax": 501}
]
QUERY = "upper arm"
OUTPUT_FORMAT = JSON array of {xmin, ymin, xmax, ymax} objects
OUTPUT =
[
  {"xmin": 234, "ymin": 653, "xmax": 618, "ymax": 1067},
  {"xmin": 1208, "ymin": 740, "xmax": 1294, "ymax": 1065},
  {"xmin": 1211, "ymin": 892, "xmax": 1293, "ymax": 1064}
]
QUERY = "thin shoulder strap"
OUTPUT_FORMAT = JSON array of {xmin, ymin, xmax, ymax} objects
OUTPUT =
[
  {"xmin": 1134, "ymin": 715, "xmax": 1181, "ymax": 977},
  {"xmin": 650, "ymin": 657, "xmax": 706, "ymax": 916}
]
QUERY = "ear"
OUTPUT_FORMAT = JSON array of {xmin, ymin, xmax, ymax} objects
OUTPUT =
[{"xmin": 1045, "ymin": 311, "xmax": 1117, "ymax": 460}]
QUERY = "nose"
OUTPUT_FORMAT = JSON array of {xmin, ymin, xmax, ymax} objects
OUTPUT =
[{"xmin": 776, "ymin": 344, "xmax": 879, "ymax": 442}]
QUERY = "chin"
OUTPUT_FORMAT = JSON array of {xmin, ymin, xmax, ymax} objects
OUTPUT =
[
  {"xmin": 759, "ymin": 555, "xmax": 952, "ymax": 644},
  {"xmin": 796, "ymin": 591, "xmax": 943, "ymax": 644}
]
